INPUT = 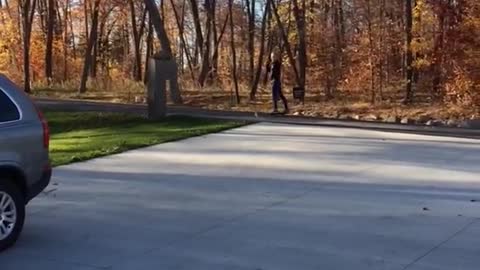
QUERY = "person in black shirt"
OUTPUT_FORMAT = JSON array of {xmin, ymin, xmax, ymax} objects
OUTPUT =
[{"xmin": 269, "ymin": 51, "xmax": 289, "ymax": 114}]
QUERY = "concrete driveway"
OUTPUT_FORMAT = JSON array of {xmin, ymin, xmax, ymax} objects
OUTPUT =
[{"xmin": 3, "ymin": 123, "xmax": 480, "ymax": 270}]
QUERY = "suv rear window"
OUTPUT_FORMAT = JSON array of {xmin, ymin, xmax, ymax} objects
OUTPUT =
[{"xmin": 0, "ymin": 89, "xmax": 20, "ymax": 122}]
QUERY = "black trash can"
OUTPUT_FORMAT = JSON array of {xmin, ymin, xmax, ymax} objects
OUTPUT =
[{"xmin": 293, "ymin": 87, "xmax": 305, "ymax": 104}]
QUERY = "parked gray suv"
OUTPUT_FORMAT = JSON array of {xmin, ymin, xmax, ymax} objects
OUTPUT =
[{"xmin": 0, "ymin": 75, "xmax": 51, "ymax": 251}]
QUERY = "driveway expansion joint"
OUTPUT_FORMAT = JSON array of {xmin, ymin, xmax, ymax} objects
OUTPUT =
[{"xmin": 401, "ymin": 218, "xmax": 480, "ymax": 270}]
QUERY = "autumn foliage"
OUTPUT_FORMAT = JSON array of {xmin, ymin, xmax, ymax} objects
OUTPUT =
[{"xmin": 0, "ymin": 0, "xmax": 479, "ymax": 109}]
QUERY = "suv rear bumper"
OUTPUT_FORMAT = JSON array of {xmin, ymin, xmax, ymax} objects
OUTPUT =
[{"xmin": 27, "ymin": 166, "xmax": 52, "ymax": 203}]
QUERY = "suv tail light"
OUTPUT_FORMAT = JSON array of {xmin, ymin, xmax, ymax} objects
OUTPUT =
[
  {"xmin": 11, "ymin": 81, "xmax": 50, "ymax": 149},
  {"xmin": 36, "ymin": 109, "xmax": 50, "ymax": 149}
]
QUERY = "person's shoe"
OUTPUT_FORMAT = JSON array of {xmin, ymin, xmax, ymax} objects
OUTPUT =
[
  {"xmin": 283, "ymin": 108, "xmax": 290, "ymax": 115},
  {"xmin": 270, "ymin": 110, "xmax": 280, "ymax": 115}
]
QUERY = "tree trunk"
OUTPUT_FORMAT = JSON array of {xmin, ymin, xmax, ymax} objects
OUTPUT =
[
  {"xmin": 246, "ymin": 0, "xmax": 255, "ymax": 87},
  {"xmin": 210, "ymin": 12, "xmax": 230, "ymax": 76},
  {"xmin": 292, "ymin": 0, "xmax": 307, "ymax": 89},
  {"xmin": 250, "ymin": 0, "xmax": 270, "ymax": 99},
  {"xmin": 83, "ymin": 0, "xmax": 89, "ymax": 41},
  {"xmin": 189, "ymin": 0, "xmax": 203, "ymax": 64},
  {"xmin": 144, "ymin": 0, "xmax": 173, "ymax": 56},
  {"xmin": 62, "ymin": 0, "xmax": 69, "ymax": 81},
  {"xmin": 91, "ymin": 6, "xmax": 111, "ymax": 79},
  {"xmin": 281, "ymin": 0, "xmax": 293, "ymax": 55},
  {"xmin": 365, "ymin": 0, "xmax": 376, "ymax": 103},
  {"xmin": 271, "ymin": 0, "xmax": 301, "ymax": 88},
  {"xmin": 338, "ymin": 0, "xmax": 345, "ymax": 44},
  {"xmin": 45, "ymin": 0, "xmax": 55, "ymax": 84},
  {"xmin": 20, "ymin": 0, "xmax": 38, "ymax": 93},
  {"xmin": 262, "ymin": 8, "xmax": 273, "ymax": 86},
  {"xmin": 404, "ymin": 0, "xmax": 414, "ymax": 103},
  {"xmin": 69, "ymin": 3, "xmax": 76, "ymax": 58},
  {"xmin": 330, "ymin": 0, "xmax": 344, "ymax": 98},
  {"xmin": 160, "ymin": 0, "xmax": 164, "ymax": 21},
  {"xmin": 129, "ymin": 0, "xmax": 144, "ymax": 81},
  {"xmin": 38, "ymin": 0, "xmax": 47, "ymax": 35},
  {"xmin": 144, "ymin": 0, "xmax": 182, "ymax": 104},
  {"xmin": 78, "ymin": 0, "xmax": 100, "ymax": 94},
  {"xmin": 198, "ymin": 0, "xmax": 214, "ymax": 87},
  {"xmin": 211, "ymin": 0, "xmax": 219, "ymax": 75},
  {"xmin": 169, "ymin": 0, "xmax": 196, "ymax": 82},
  {"xmin": 91, "ymin": 22, "xmax": 100, "ymax": 78},
  {"xmin": 431, "ymin": 6, "xmax": 446, "ymax": 98},
  {"xmin": 228, "ymin": 0, "xmax": 240, "ymax": 104},
  {"xmin": 0, "ymin": 1, "xmax": 5, "ymax": 25},
  {"xmin": 144, "ymin": 18, "xmax": 153, "ymax": 84},
  {"xmin": 378, "ymin": 0, "xmax": 386, "ymax": 100}
]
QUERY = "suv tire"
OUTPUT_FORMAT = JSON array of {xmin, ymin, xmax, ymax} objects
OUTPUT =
[{"xmin": 0, "ymin": 179, "xmax": 25, "ymax": 251}]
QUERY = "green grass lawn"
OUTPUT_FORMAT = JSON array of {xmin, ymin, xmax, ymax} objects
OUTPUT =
[{"xmin": 46, "ymin": 112, "xmax": 244, "ymax": 166}]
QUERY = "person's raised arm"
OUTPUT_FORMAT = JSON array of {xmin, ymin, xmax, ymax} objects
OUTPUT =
[{"xmin": 266, "ymin": 60, "xmax": 271, "ymax": 76}]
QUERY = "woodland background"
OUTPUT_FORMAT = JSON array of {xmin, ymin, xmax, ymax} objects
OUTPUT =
[{"xmin": 1, "ymin": 0, "xmax": 480, "ymax": 120}]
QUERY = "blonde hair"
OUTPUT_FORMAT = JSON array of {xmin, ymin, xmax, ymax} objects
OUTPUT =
[{"xmin": 271, "ymin": 49, "xmax": 281, "ymax": 61}]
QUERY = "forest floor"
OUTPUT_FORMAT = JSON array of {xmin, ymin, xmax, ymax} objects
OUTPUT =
[{"xmin": 34, "ymin": 86, "xmax": 479, "ymax": 126}]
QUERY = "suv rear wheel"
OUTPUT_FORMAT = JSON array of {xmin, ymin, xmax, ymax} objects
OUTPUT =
[{"xmin": 0, "ymin": 180, "xmax": 25, "ymax": 251}]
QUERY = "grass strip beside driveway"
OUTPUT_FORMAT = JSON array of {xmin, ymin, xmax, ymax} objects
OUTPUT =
[{"xmin": 46, "ymin": 112, "xmax": 244, "ymax": 166}]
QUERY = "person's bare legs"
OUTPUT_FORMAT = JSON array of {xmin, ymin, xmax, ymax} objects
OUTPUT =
[
  {"xmin": 272, "ymin": 80, "xmax": 280, "ymax": 113},
  {"xmin": 279, "ymin": 90, "xmax": 289, "ymax": 113},
  {"xmin": 275, "ymin": 81, "xmax": 288, "ymax": 113}
]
